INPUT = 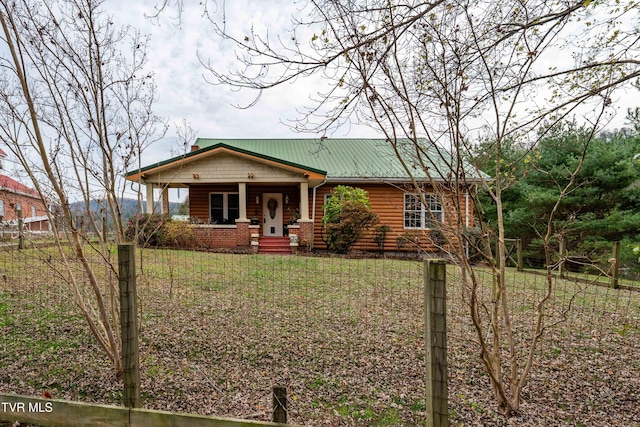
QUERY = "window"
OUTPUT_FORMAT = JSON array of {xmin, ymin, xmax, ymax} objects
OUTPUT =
[
  {"xmin": 32, "ymin": 206, "xmax": 37, "ymax": 218},
  {"xmin": 0, "ymin": 200, "xmax": 4, "ymax": 217},
  {"xmin": 210, "ymin": 193, "xmax": 239, "ymax": 224},
  {"xmin": 404, "ymin": 193, "xmax": 443, "ymax": 229}
]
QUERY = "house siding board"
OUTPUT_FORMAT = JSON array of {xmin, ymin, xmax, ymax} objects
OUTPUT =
[
  {"xmin": 311, "ymin": 184, "xmax": 402, "ymax": 252},
  {"xmin": 190, "ymin": 181, "xmax": 471, "ymax": 255},
  {"xmin": 247, "ymin": 186, "xmax": 262, "ymax": 221},
  {"xmin": 281, "ymin": 185, "xmax": 300, "ymax": 226}
]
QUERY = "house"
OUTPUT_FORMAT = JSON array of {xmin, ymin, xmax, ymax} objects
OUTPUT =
[
  {"xmin": 125, "ymin": 138, "xmax": 481, "ymax": 254},
  {"xmin": 0, "ymin": 150, "xmax": 50, "ymax": 233}
]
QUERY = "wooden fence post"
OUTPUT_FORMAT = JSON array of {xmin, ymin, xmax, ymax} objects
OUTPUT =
[
  {"xmin": 272, "ymin": 385, "xmax": 287, "ymax": 424},
  {"xmin": 424, "ymin": 260, "xmax": 448, "ymax": 427},
  {"xmin": 118, "ymin": 244, "xmax": 140, "ymax": 408},
  {"xmin": 611, "ymin": 241, "xmax": 621, "ymax": 289}
]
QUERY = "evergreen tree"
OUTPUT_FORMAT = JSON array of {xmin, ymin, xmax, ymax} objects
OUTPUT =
[{"xmin": 477, "ymin": 121, "xmax": 640, "ymax": 272}]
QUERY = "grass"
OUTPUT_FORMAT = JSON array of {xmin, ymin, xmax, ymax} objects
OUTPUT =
[{"xmin": 1, "ymin": 246, "xmax": 639, "ymax": 426}]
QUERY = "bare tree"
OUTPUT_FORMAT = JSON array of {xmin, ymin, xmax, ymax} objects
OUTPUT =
[
  {"xmin": 0, "ymin": 0, "xmax": 166, "ymax": 377},
  {"xmin": 188, "ymin": 0, "xmax": 639, "ymax": 414}
]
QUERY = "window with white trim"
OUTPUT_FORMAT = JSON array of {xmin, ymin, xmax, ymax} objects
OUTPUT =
[
  {"xmin": 0, "ymin": 200, "xmax": 4, "ymax": 217},
  {"xmin": 210, "ymin": 193, "xmax": 239, "ymax": 224},
  {"xmin": 32, "ymin": 206, "xmax": 37, "ymax": 218},
  {"xmin": 404, "ymin": 193, "xmax": 443, "ymax": 229}
]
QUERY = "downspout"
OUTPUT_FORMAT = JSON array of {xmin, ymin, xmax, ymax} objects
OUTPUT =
[{"xmin": 310, "ymin": 179, "xmax": 327, "ymax": 251}]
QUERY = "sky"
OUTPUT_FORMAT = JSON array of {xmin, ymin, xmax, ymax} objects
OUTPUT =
[
  {"xmin": 109, "ymin": 0, "xmax": 638, "ymax": 168},
  {"xmin": 104, "ymin": 0, "xmax": 639, "ymax": 203},
  {"xmin": 3, "ymin": 1, "xmax": 636, "ymax": 202},
  {"xmin": 111, "ymin": 0, "xmax": 380, "ymax": 168}
]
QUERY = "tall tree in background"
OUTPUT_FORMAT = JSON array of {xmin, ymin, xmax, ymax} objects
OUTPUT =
[
  {"xmin": 189, "ymin": 0, "xmax": 640, "ymax": 414},
  {"xmin": 0, "ymin": 0, "xmax": 165, "ymax": 377}
]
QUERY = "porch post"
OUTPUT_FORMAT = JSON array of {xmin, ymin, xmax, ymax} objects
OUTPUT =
[
  {"xmin": 299, "ymin": 181, "xmax": 310, "ymax": 221},
  {"xmin": 161, "ymin": 188, "xmax": 170, "ymax": 215},
  {"xmin": 238, "ymin": 182, "xmax": 248, "ymax": 220},
  {"xmin": 145, "ymin": 183, "xmax": 154, "ymax": 214},
  {"xmin": 236, "ymin": 182, "xmax": 250, "ymax": 247}
]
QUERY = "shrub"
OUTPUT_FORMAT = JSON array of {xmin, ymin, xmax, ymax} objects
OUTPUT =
[
  {"xmin": 373, "ymin": 225, "xmax": 392, "ymax": 252},
  {"xmin": 125, "ymin": 213, "xmax": 168, "ymax": 247},
  {"xmin": 159, "ymin": 220, "xmax": 196, "ymax": 248},
  {"xmin": 322, "ymin": 186, "xmax": 379, "ymax": 254}
]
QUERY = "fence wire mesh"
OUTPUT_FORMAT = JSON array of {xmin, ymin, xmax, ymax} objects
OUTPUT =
[{"xmin": 1, "ymin": 244, "xmax": 639, "ymax": 426}]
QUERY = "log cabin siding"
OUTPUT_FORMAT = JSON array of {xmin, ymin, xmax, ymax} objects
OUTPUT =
[
  {"xmin": 187, "ymin": 181, "xmax": 472, "ymax": 254},
  {"xmin": 310, "ymin": 183, "xmax": 467, "ymax": 253},
  {"xmin": 311, "ymin": 184, "xmax": 404, "ymax": 252},
  {"xmin": 280, "ymin": 186, "xmax": 301, "ymax": 226}
]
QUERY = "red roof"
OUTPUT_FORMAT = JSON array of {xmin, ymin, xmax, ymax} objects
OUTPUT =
[
  {"xmin": 0, "ymin": 174, "xmax": 40, "ymax": 198},
  {"xmin": 0, "ymin": 149, "xmax": 6, "ymax": 157}
]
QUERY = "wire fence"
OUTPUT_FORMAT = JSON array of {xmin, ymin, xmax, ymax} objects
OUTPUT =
[{"xmin": 1, "ymin": 244, "xmax": 639, "ymax": 425}]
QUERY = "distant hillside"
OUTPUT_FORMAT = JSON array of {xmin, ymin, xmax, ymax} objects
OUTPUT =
[{"xmin": 69, "ymin": 198, "xmax": 183, "ymax": 225}]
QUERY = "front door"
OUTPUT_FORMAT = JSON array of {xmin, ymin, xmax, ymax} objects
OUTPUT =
[{"xmin": 263, "ymin": 193, "xmax": 283, "ymax": 236}]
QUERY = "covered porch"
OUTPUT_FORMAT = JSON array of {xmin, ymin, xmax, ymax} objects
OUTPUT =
[
  {"xmin": 128, "ymin": 143, "xmax": 327, "ymax": 252},
  {"xmin": 147, "ymin": 182, "xmax": 316, "ymax": 251}
]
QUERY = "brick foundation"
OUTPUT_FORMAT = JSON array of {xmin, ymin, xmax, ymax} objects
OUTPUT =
[
  {"xmin": 297, "ymin": 220, "xmax": 314, "ymax": 252},
  {"xmin": 191, "ymin": 220, "xmax": 313, "ymax": 251},
  {"xmin": 191, "ymin": 225, "xmax": 241, "ymax": 249}
]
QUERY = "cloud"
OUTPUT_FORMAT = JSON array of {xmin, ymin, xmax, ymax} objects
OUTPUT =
[
  {"xmin": 110, "ymin": 0, "xmax": 638, "ymax": 151},
  {"xmin": 109, "ymin": 0, "xmax": 366, "ymax": 145}
]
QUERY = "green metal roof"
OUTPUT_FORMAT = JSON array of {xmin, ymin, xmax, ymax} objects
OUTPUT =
[
  {"xmin": 126, "ymin": 137, "xmax": 485, "ymax": 181},
  {"xmin": 193, "ymin": 138, "xmax": 477, "ymax": 181}
]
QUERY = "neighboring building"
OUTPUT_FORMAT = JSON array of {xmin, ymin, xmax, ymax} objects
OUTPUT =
[
  {"xmin": 0, "ymin": 150, "xmax": 50, "ymax": 233},
  {"xmin": 126, "ymin": 138, "xmax": 483, "ymax": 254}
]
